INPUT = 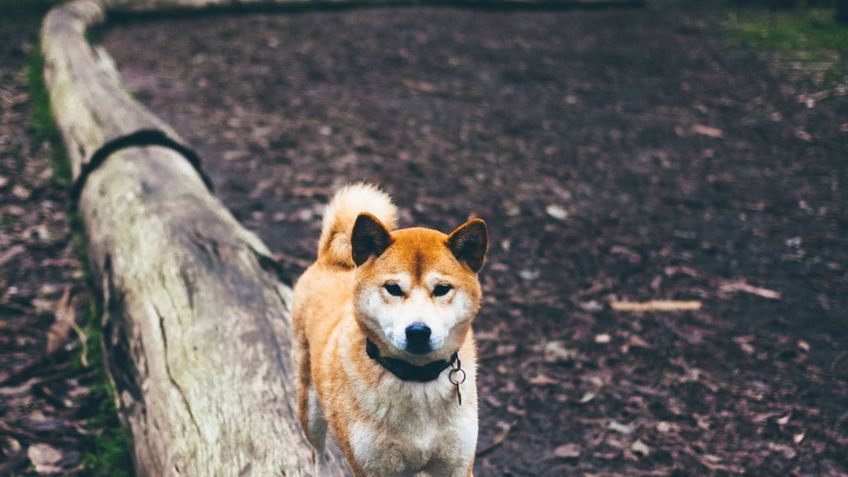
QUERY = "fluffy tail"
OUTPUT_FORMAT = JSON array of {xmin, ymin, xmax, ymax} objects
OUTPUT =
[{"xmin": 317, "ymin": 183, "xmax": 398, "ymax": 268}]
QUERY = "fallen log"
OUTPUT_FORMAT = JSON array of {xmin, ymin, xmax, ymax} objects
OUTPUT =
[
  {"xmin": 42, "ymin": 1, "xmax": 344, "ymax": 475},
  {"xmin": 80, "ymin": 146, "xmax": 341, "ymax": 475}
]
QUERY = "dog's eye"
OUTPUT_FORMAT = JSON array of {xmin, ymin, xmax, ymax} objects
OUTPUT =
[
  {"xmin": 384, "ymin": 283, "xmax": 404, "ymax": 297},
  {"xmin": 433, "ymin": 284, "xmax": 452, "ymax": 297}
]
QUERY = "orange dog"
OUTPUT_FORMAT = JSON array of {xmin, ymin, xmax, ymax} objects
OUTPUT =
[{"xmin": 292, "ymin": 183, "xmax": 487, "ymax": 476}]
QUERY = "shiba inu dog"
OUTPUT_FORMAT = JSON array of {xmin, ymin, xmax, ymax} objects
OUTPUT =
[{"xmin": 292, "ymin": 183, "xmax": 488, "ymax": 477}]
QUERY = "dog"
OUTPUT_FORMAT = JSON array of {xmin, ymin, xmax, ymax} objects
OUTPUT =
[{"xmin": 292, "ymin": 183, "xmax": 488, "ymax": 477}]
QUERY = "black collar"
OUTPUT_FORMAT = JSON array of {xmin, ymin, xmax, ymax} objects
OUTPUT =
[{"xmin": 366, "ymin": 339, "xmax": 457, "ymax": 383}]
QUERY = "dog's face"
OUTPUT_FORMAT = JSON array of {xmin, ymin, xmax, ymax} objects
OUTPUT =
[{"xmin": 351, "ymin": 214, "xmax": 488, "ymax": 363}]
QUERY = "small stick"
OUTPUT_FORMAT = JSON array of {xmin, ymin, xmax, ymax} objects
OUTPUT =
[{"xmin": 610, "ymin": 300, "xmax": 702, "ymax": 312}]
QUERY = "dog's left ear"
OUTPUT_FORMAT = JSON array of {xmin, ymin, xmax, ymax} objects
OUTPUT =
[{"xmin": 447, "ymin": 218, "xmax": 488, "ymax": 273}]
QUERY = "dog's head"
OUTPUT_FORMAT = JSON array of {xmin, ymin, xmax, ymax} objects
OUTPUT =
[{"xmin": 351, "ymin": 214, "xmax": 488, "ymax": 363}]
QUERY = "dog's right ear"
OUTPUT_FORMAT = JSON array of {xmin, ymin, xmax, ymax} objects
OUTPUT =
[{"xmin": 351, "ymin": 213, "xmax": 392, "ymax": 266}]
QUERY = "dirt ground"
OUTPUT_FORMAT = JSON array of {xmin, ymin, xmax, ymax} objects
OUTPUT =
[
  {"xmin": 98, "ymin": 4, "xmax": 848, "ymax": 475},
  {"xmin": 0, "ymin": 18, "xmax": 130, "ymax": 476}
]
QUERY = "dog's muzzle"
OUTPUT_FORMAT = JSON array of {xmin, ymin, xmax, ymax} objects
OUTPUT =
[{"xmin": 404, "ymin": 322, "xmax": 432, "ymax": 354}]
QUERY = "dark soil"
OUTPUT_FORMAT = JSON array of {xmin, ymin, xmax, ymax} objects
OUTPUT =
[
  {"xmin": 0, "ymin": 16, "xmax": 129, "ymax": 476},
  {"xmin": 101, "ymin": 4, "xmax": 848, "ymax": 475}
]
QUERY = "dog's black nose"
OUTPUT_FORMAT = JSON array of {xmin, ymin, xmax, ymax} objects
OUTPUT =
[{"xmin": 405, "ymin": 323, "xmax": 432, "ymax": 354}]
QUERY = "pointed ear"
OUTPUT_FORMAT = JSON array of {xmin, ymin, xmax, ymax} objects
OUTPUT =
[
  {"xmin": 351, "ymin": 213, "xmax": 392, "ymax": 266},
  {"xmin": 447, "ymin": 218, "xmax": 488, "ymax": 273}
]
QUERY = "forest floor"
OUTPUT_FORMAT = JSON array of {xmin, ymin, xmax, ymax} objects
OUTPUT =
[
  {"xmin": 100, "ymin": 4, "xmax": 848, "ymax": 475},
  {"xmin": 0, "ymin": 8, "xmax": 131, "ymax": 477},
  {"xmin": 1, "ymin": 1, "xmax": 846, "ymax": 476}
]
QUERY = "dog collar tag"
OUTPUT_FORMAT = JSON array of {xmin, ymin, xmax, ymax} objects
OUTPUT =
[{"xmin": 448, "ymin": 357, "xmax": 466, "ymax": 406}]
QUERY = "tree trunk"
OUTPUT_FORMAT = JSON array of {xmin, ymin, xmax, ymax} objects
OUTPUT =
[{"xmin": 42, "ymin": 1, "xmax": 345, "ymax": 475}]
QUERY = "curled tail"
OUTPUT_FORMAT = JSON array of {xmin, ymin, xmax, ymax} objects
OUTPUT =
[{"xmin": 317, "ymin": 183, "xmax": 397, "ymax": 268}]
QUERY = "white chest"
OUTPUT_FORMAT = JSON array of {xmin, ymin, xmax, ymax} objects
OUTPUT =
[{"xmin": 348, "ymin": 376, "xmax": 478, "ymax": 476}]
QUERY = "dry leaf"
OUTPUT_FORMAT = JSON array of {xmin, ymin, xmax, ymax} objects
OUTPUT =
[
  {"xmin": 608, "ymin": 420, "xmax": 633, "ymax": 434},
  {"xmin": 553, "ymin": 443, "xmax": 581, "ymax": 459},
  {"xmin": 578, "ymin": 391, "xmax": 597, "ymax": 403},
  {"xmin": 594, "ymin": 333, "xmax": 611, "ymax": 344},
  {"xmin": 794, "ymin": 128, "xmax": 812, "ymax": 142},
  {"xmin": 46, "ymin": 288, "xmax": 88, "ymax": 365},
  {"xmin": 627, "ymin": 335, "xmax": 651, "ymax": 348},
  {"xmin": 5, "ymin": 436, "xmax": 21, "ymax": 453},
  {"xmin": 528, "ymin": 374, "xmax": 558, "ymax": 386},
  {"xmin": 631, "ymin": 439, "xmax": 651, "ymax": 457},
  {"xmin": 545, "ymin": 204, "xmax": 568, "ymax": 221},
  {"xmin": 12, "ymin": 184, "xmax": 31, "ymax": 200},
  {"xmin": 484, "ymin": 395, "xmax": 503, "ymax": 408},
  {"xmin": 732, "ymin": 336, "xmax": 756, "ymax": 355},
  {"xmin": 402, "ymin": 79, "xmax": 439, "ymax": 93},
  {"xmin": 692, "ymin": 124, "xmax": 724, "ymax": 138},
  {"xmin": 506, "ymin": 404, "xmax": 526, "ymax": 416},
  {"xmin": 767, "ymin": 442, "xmax": 797, "ymax": 459},
  {"xmin": 664, "ymin": 265, "xmax": 699, "ymax": 277},
  {"xmin": 27, "ymin": 443, "xmax": 63, "ymax": 473},
  {"xmin": 694, "ymin": 413, "xmax": 711, "ymax": 430},
  {"xmin": 578, "ymin": 300, "xmax": 603, "ymax": 312},
  {"xmin": 611, "ymin": 300, "xmax": 702, "ymax": 312},
  {"xmin": 46, "ymin": 289, "xmax": 74, "ymax": 356},
  {"xmin": 544, "ymin": 341, "xmax": 578, "ymax": 363}
]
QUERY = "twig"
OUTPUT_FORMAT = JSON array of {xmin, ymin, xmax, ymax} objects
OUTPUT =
[
  {"xmin": 719, "ymin": 281, "xmax": 781, "ymax": 300},
  {"xmin": 831, "ymin": 350, "xmax": 848, "ymax": 375},
  {"xmin": 68, "ymin": 320, "xmax": 89, "ymax": 367},
  {"xmin": 692, "ymin": 124, "xmax": 724, "ymax": 139},
  {"xmin": 610, "ymin": 300, "xmax": 702, "ymax": 312}
]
